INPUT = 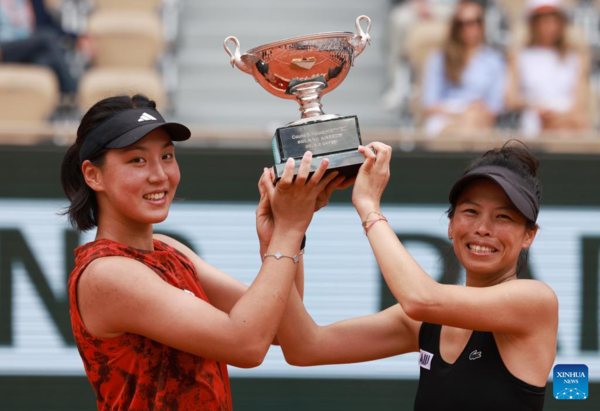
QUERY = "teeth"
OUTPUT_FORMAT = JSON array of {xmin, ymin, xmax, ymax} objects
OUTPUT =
[
  {"xmin": 144, "ymin": 192, "xmax": 165, "ymax": 201},
  {"xmin": 469, "ymin": 244, "xmax": 496, "ymax": 253}
]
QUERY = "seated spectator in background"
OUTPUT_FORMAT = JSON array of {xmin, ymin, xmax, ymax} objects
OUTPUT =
[
  {"xmin": 421, "ymin": 0, "xmax": 505, "ymax": 137},
  {"xmin": 505, "ymin": 0, "xmax": 591, "ymax": 137},
  {"xmin": 0, "ymin": 0, "xmax": 77, "ymax": 96},
  {"xmin": 384, "ymin": 0, "xmax": 458, "ymax": 109}
]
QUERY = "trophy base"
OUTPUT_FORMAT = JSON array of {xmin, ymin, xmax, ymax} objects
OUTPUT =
[
  {"xmin": 272, "ymin": 115, "xmax": 363, "ymax": 180},
  {"xmin": 273, "ymin": 149, "xmax": 365, "ymax": 180}
]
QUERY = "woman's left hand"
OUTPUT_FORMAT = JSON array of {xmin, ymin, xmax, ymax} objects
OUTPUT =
[
  {"xmin": 352, "ymin": 142, "xmax": 392, "ymax": 220},
  {"xmin": 256, "ymin": 169, "xmax": 353, "ymax": 251},
  {"xmin": 256, "ymin": 169, "xmax": 276, "ymax": 253}
]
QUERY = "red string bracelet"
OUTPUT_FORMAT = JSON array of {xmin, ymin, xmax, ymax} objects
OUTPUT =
[{"xmin": 365, "ymin": 217, "xmax": 388, "ymax": 235}]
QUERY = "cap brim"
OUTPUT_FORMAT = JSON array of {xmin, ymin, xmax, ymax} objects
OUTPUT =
[
  {"xmin": 105, "ymin": 122, "xmax": 191, "ymax": 149},
  {"xmin": 449, "ymin": 173, "xmax": 537, "ymax": 222}
]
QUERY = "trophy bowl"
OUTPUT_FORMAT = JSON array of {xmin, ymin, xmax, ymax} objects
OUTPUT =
[{"xmin": 224, "ymin": 15, "xmax": 372, "ymax": 179}]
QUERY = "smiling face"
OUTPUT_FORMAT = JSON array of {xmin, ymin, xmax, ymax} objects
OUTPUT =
[
  {"xmin": 84, "ymin": 128, "xmax": 180, "ymax": 229},
  {"xmin": 448, "ymin": 179, "xmax": 538, "ymax": 282}
]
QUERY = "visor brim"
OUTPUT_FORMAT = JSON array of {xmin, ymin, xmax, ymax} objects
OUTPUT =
[
  {"xmin": 449, "ymin": 173, "xmax": 537, "ymax": 222},
  {"xmin": 105, "ymin": 122, "xmax": 191, "ymax": 149}
]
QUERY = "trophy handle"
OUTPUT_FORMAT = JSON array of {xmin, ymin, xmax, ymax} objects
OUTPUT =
[
  {"xmin": 351, "ymin": 15, "xmax": 372, "ymax": 63},
  {"xmin": 223, "ymin": 36, "xmax": 253, "ymax": 75}
]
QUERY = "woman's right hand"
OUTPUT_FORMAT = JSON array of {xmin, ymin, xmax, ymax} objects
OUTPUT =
[
  {"xmin": 352, "ymin": 142, "xmax": 392, "ymax": 220},
  {"xmin": 260, "ymin": 151, "xmax": 338, "ymax": 236}
]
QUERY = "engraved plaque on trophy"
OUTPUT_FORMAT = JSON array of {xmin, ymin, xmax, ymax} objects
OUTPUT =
[{"xmin": 224, "ymin": 16, "xmax": 372, "ymax": 179}]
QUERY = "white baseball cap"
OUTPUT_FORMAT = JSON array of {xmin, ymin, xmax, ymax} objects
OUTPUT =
[{"xmin": 527, "ymin": 0, "xmax": 564, "ymax": 15}]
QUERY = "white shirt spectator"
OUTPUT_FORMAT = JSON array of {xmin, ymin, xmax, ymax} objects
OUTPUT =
[{"xmin": 516, "ymin": 47, "xmax": 580, "ymax": 136}]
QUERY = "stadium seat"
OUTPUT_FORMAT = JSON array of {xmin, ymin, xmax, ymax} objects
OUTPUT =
[
  {"xmin": 94, "ymin": 0, "xmax": 162, "ymax": 12},
  {"xmin": 405, "ymin": 20, "xmax": 449, "ymax": 74},
  {"xmin": 404, "ymin": 20, "xmax": 449, "ymax": 126},
  {"xmin": 497, "ymin": 0, "xmax": 527, "ymax": 28},
  {"xmin": 88, "ymin": 11, "xmax": 164, "ymax": 68},
  {"xmin": 0, "ymin": 65, "xmax": 59, "ymax": 122},
  {"xmin": 78, "ymin": 68, "xmax": 166, "ymax": 111}
]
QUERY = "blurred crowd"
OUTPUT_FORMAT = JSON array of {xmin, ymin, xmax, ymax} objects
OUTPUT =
[
  {"xmin": 385, "ymin": 0, "xmax": 599, "ymax": 137},
  {"xmin": 1, "ymin": 0, "xmax": 599, "ymax": 142},
  {"xmin": 0, "ymin": 0, "xmax": 174, "ymax": 140}
]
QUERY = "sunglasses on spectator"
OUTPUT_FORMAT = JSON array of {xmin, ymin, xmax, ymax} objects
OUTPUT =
[{"xmin": 456, "ymin": 18, "xmax": 483, "ymax": 27}]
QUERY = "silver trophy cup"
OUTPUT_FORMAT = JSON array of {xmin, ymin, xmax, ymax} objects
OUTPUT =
[{"xmin": 224, "ymin": 15, "xmax": 372, "ymax": 179}]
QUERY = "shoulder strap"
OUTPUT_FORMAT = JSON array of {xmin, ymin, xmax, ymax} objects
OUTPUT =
[{"xmin": 419, "ymin": 322, "xmax": 440, "ymax": 352}]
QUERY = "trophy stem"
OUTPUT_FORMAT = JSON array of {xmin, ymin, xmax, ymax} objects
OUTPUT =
[{"xmin": 290, "ymin": 81, "xmax": 326, "ymax": 119}]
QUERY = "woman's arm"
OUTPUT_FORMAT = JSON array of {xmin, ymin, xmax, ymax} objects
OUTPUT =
[
  {"xmin": 153, "ymin": 172, "xmax": 352, "ymax": 315},
  {"xmin": 153, "ymin": 233, "xmax": 305, "ymax": 348},
  {"xmin": 76, "ymin": 154, "xmax": 337, "ymax": 368},
  {"xmin": 277, "ymin": 286, "xmax": 421, "ymax": 366},
  {"xmin": 351, "ymin": 143, "xmax": 558, "ymax": 336},
  {"xmin": 363, "ymin": 223, "xmax": 556, "ymax": 334},
  {"xmin": 153, "ymin": 234, "xmax": 250, "ymax": 314}
]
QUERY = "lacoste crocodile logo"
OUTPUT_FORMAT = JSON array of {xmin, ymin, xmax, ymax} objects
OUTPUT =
[{"xmin": 469, "ymin": 350, "xmax": 482, "ymax": 360}]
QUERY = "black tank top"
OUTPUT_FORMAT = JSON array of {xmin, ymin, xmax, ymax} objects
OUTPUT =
[{"xmin": 414, "ymin": 323, "xmax": 546, "ymax": 410}]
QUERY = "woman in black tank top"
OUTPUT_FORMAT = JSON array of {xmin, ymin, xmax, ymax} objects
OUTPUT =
[{"xmin": 276, "ymin": 139, "xmax": 558, "ymax": 411}]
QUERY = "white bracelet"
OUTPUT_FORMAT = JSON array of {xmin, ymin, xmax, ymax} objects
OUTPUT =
[{"xmin": 262, "ymin": 251, "xmax": 299, "ymax": 264}]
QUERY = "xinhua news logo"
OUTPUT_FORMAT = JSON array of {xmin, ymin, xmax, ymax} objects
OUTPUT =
[{"xmin": 553, "ymin": 364, "xmax": 588, "ymax": 400}]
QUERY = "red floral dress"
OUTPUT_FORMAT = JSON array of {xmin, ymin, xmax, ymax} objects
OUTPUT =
[{"xmin": 68, "ymin": 238, "xmax": 232, "ymax": 410}]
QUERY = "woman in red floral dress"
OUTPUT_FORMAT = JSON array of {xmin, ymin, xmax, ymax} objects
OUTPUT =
[{"xmin": 61, "ymin": 94, "xmax": 347, "ymax": 410}]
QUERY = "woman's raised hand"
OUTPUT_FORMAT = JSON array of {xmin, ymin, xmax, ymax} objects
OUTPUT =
[
  {"xmin": 260, "ymin": 152, "xmax": 339, "ymax": 236},
  {"xmin": 257, "ymin": 163, "xmax": 351, "ymax": 251},
  {"xmin": 352, "ymin": 142, "xmax": 392, "ymax": 219}
]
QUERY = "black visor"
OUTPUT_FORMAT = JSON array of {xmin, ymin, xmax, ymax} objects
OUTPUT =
[
  {"xmin": 79, "ymin": 108, "xmax": 191, "ymax": 162},
  {"xmin": 448, "ymin": 165, "xmax": 540, "ymax": 222}
]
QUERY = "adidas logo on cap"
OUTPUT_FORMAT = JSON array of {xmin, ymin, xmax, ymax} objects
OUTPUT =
[{"xmin": 138, "ymin": 112, "xmax": 157, "ymax": 122}]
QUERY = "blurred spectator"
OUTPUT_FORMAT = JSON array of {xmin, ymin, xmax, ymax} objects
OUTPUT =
[
  {"xmin": 421, "ymin": 0, "xmax": 505, "ymax": 136},
  {"xmin": 384, "ymin": 0, "xmax": 458, "ymax": 110},
  {"xmin": 0, "ymin": 0, "xmax": 77, "ymax": 96},
  {"xmin": 388, "ymin": 0, "xmax": 458, "ymax": 67},
  {"xmin": 505, "ymin": 0, "xmax": 591, "ymax": 137}
]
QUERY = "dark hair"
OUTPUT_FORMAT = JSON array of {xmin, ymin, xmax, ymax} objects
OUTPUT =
[
  {"xmin": 447, "ymin": 140, "xmax": 542, "ymax": 276},
  {"xmin": 528, "ymin": 10, "xmax": 568, "ymax": 58},
  {"xmin": 60, "ymin": 94, "xmax": 157, "ymax": 232},
  {"xmin": 443, "ymin": 0, "xmax": 486, "ymax": 84}
]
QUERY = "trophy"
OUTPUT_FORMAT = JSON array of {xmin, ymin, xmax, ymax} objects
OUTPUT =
[{"xmin": 224, "ymin": 15, "xmax": 372, "ymax": 179}]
